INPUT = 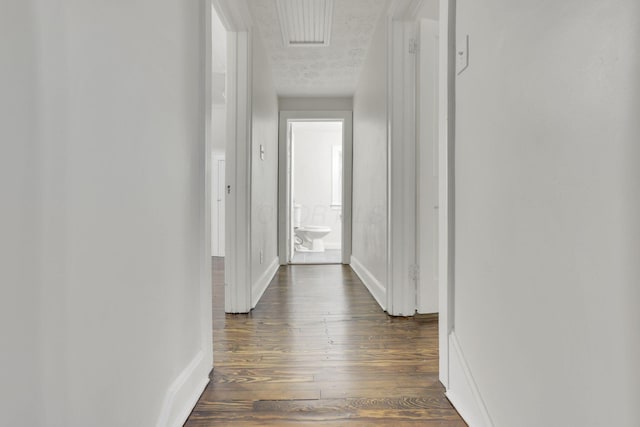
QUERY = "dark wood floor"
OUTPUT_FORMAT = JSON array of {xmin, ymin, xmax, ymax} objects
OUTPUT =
[{"xmin": 184, "ymin": 258, "xmax": 466, "ymax": 426}]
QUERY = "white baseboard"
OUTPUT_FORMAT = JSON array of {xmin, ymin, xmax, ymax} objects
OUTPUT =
[
  {"xmin": 446, "ymin": 331, "xmax": 494, "ymax": 427},
  {"xmin": 350, "ymin": 256, "xmax": 387, "ymax": 311},
  {"xmin": 251, "ymin": 257, "xmax": 280, "ymax": 308},
  {"xmin": 155, "ymin": 350, "xmax": 211, "ymax": 427}
]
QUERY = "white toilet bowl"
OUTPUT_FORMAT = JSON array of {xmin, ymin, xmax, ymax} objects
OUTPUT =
[{"xmin": 294, "ymin": 225, "xmax": 332, "ymax": 252}]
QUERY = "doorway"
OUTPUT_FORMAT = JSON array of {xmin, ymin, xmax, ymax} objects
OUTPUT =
[
  {"xmin": 289, "ymin": 121, "xmax": 343, "ymax": 264},
  {"xmin": 278, "ymin": 111, "xmax": 353, "ymax": 266}
]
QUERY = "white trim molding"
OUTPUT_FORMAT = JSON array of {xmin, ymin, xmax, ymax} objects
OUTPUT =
[
  {"xmin": 200, "ymin": 0, "xmax": 215, "ymax": 383},
  {"xmin": 251, "ymin": 257, "xmax": 280, "ymax": 308},
  {"xmin": 386, "ymin": 17, "xmax": 418, "ymax": 317},
  {"xmin": 438, "ymin": 0, "xmax": 456, "ymax": 389},
  {"xmin": 154, "ymin": 351, "xmax": 210, "ymax": 427},
  {"xmin": 351, "ymin": 256, "xmax": 387, "ymax": 311},
  {"xmin": 446, "ymin": 331, "xmax": 495, "ymax": 427},
  {"xmin": 213, "ymin": 0, "xmax": 253, "ymax": 315},
  {"xmin": 415, "ymin": 18, "xmax": 440, "ymax": 315},
  {"xmin": 223, "ymin": 29, "xmax": 253, "ymax": 314}
]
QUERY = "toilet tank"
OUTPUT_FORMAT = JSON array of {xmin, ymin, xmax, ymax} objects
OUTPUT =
[{"xmin": 293, "ymin": 204, "xmax": 302, "ymax": 228}]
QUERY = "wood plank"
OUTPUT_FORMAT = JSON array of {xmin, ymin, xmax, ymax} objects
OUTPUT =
[{"xmin": 184, "ymin": 259, "xmax": 466, "ymax": 426}]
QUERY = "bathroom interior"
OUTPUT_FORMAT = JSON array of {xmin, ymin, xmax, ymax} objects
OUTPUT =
[{"xmin": 290, "ymin": 121, "xmax": 343, "ymax": 264}]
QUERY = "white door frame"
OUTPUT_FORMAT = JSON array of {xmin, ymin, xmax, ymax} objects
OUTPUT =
[
  {"xmin": 212, "ymin": 0, "xmax": 253, "ymax": 313},
  {"xmin": 385, "ymin": 0, "xmax": 455, "ymax": 388},
  {"xmin": 278, "ymin": 111, "xmax": 353, "ymax": 265},
  {"xmin": 200, "ymin": 0, "xmax": 215, "ymax": 380},
  {"xmin": 387, "ymin": 17, "xmax": 419, "ymax": 317},
  {"xmin": 416, "ymin": 18, "xmax": 440, "ymax": 315},
  {"xmin": 438, "ymin": 0, "xmax": 455, "ymax": 390}
]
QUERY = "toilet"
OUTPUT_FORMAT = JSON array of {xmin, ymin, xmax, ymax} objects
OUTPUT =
[{"xmin": 293, "ymin": 204, "xmax": 332, "ymax": 252}]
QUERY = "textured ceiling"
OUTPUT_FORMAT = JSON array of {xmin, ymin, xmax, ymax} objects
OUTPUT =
[{"xmin": 248, "ymin": 0, "xmax": 388, "ymax": 97}]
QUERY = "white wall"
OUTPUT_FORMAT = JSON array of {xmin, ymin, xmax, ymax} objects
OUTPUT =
[
  {"xmin": 351, "ymin": 10, "xmax": 389, "ymax": 307},
  {"xmin": 279, "ymin": 96, "xmax": 353, "ymax": 111},
  {"xmin": 211, "ymin": 4, "xmax": 226, "ymax": 78},
  {"xmin": 453, "ymin": 0, "xmax": 640, "ymax": 426},
  {"xmin": 211, "ymin": 108, "xmax": 225, "ymax": 257},
  {"xmin": 292, "ymin": 123, "xmax": 343, "ymax": 248},
  {"xmin": 212, "ymin": 107, "xmax": 226, "ymax": 151},
  {"xmin": 1, "ymin": 1, "xmax": 212, "ymax": 426},
  {"xmin": 211, "ymin": 6, "xmax": 226, "ymax": 255},
  {"xmin": 250, "ymin": 29, "xmax": 280, "ymax": 305},
  {"xmin": 416, "ymin": 17, "xmax": 440, "ymax": 314},
  {"xmin": 211, "ymin": 148, "xmax": 225, "ymax": 256},
  {"xmin": 0, "ymin": 1, "xmax": 43, "ymax": 425},
  {"xmin": 417, "ymin": 0, "xmax": 439, "ymax": 20}
]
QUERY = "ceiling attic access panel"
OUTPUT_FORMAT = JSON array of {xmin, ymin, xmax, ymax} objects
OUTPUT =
[{"xmin": 276, "ymin": 0, "xmax": 334, "ymax": 47}]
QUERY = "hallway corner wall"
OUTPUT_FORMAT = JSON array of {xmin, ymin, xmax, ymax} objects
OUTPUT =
[
  {"xmin": 4, "ymin": 1, "xmax": 214, "ymax": 426},
  {"xmin": 250, "ymin": 29, "xmax": 280, "ymax": 307},
  {"xmin": 351, "ymin": 9, "xmax": 389, "ymax": 309},
  {"xmin": 452, "ymin": 0, "xmax": 640, "ymax": 426}
]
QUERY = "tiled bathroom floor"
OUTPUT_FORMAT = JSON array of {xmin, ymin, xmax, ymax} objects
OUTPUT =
[{"xmin": 290, "ymin": 249, "xmax": 342, "ymax": 264}]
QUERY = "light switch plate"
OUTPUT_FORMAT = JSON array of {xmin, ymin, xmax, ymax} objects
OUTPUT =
[{"xmin": 457, "ymin": 34, "xmax": 469, "ymax": 75}]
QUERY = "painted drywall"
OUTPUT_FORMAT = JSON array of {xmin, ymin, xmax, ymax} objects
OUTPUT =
[
  {"xmin": 212, "ymin": 107, "xmax": 226, "ymax": 150},
  {"xmin": 211, "ymin": 149, "xmax": 225, "ymax": 257},
  {"xmin": 453, "ymin": 1, "xmax": 640, "ymax": 426},
  {"xmin": 250, "ymin": 29, "xmax": 280, "ymax": 306},
  {"xmin": 417, "ymin": 0, "xmax": 439, "ymax": 20},
  {"xmin": 4, "ymin": 1, "xmax": 213, "ymax": 426},
  {"xmin": 211, "ymin": 4, "xmax": 226, "ymax": 74},
  {"xmin": 279, "ymin": 97, "xmax": 353, "ymax": 111},
  {"xmin": 351, "ymin": 9, "xmax": 388, "ymax": 307},
  {"xmin": 211, "ymin": 7, "xmax": 226, "ymax": 256},
  {"xmin": 0, "ymin": 1, "xmax": 42, "ymax": 425},
  {"xmin": 416, "ymin": 18, "xmax": 440, "ymax": 314},
  {"xmin": 292, "ymin": 122, "xmax": 343, "ymax": 249},
  {"xmin": 211, "ymin": 1, "xmax": 226, "ymax": 146},
  {"xmin": 211, "ymin": 5, "xmax": 227, "ymax": 107}
]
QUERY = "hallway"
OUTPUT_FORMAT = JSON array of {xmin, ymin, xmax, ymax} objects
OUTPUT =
[{"xmin": 185, "ymin": 259, "xmax": 466, "ymax": 426}]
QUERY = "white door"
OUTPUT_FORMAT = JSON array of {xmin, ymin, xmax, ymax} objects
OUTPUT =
[
  {"xmin": 212, "ymin": 156, "xmax": 225, "ymax": 257},
  {"xmin": 417, "ymin": 19, "xmax": 439, "ymax": 313}
]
